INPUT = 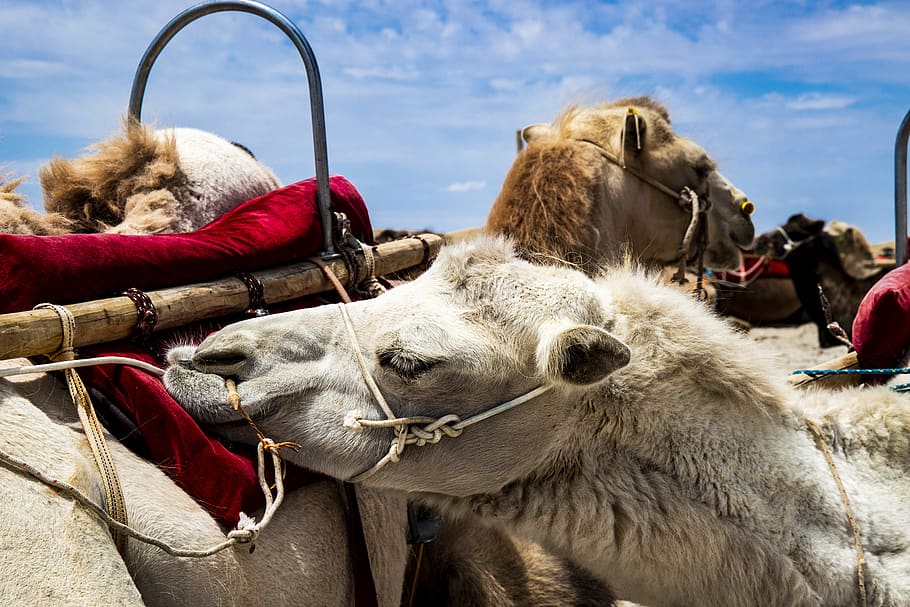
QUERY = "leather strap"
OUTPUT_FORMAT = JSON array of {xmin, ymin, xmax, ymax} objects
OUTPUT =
[{"xmin": 341, "ymin": 481, "xmax": 379, "ymax": 607}]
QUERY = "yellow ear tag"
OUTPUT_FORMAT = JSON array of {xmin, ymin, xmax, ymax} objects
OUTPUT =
[{"xmin": 741, "ymin": 200, "xmax": 755, "ymax": 215}]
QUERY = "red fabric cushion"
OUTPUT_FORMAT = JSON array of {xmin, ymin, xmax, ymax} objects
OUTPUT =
[
  {"xmin": 8, "ymin": 176, "xmax": 373, "ymax": 526},
  {"xmin": 0, "ymin": 175, "xmax": 372, "ymax": 313},
  {"xmin": 853, "ymin": 262, "xmax": 910, "ymax": 369}
]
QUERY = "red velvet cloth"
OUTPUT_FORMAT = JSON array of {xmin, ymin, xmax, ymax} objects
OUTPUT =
[
  {"xmin": 81, "ymin": 342, "xmax": 266, "ymax": 524},
  {"xmin": 853, "ymin": 262, "xmax": 910, "ymax": 370},
  {"xmin": 0, "ymin": 175, "xmax": 372, "ymax": 313},
  {"xmin": 7, "ymin": 176, "xmax": 372, "ymax": 526}
]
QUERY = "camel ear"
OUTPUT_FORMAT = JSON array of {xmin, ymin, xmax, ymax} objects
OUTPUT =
[
  {"xmin": 538, "ymin": 324, "xmax": 631, "ymax": 386},
  {"xmin": 623, "ymin": 109, "xmax": 646, "ymax": 154},
  {"xmin": 521, "ymin": 123, "xmax": 555, "ymax": 144},
  {"xmin": 809, "ymin": 220, "xmax": 825, "ymax": 234}
]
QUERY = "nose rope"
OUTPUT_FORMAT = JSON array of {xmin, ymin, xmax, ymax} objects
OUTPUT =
[
  {"xmin": 774, "ymin": 226, "xmax": 806, "ymax": 254},
  {"xmin": 335, "ymin": 303, "xmax": 552, "ymax": 483}
]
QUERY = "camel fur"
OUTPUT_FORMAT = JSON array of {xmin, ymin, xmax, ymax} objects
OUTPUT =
[
  {"xmin": 167, "ymin": 236, "xmax": 910, "ymax": 606},
  {"xmin": 10, "ymin": 120, "xmax": 281, "ymax": 235},
  {"xmin": 0, "ymin": 175, "xmax": 72, "ymax": 235},
  {"xmin": 409, "ymin": 513, "xmax": 616, "ymax": 606},
  {"xmin": 1, "ymin": 132, "xmax": 607, "ymax": 604},
  {"xmin": 485, "ymin": 97, "xmax": 755, "ymax": 274},
  {"xmin": 0, "ymin": 360, "xmax": 408, "ymax": 606}
]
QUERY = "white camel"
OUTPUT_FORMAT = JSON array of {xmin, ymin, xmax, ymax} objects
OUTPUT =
[{"xmin": 167, "ymin": 236, "xmax": 910, "ymax": 606}]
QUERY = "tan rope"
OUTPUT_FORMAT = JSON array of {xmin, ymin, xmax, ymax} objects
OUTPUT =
[
  {"xmin": 0, "ymin": 338, "xmax": 288, "ymax": 557},
  {"xmin": 806, "ymin": 419, "xmax": 867, "ymax": 607},
  {"xmin": 308, "ymin": 256, "xmax": 354, "ymax": 304},
  {"xmin": 225, "ymin": 378, "xmax": 301, "ymax": 456},
  {"xmin": 34, "ymin": 303, "xmax": 129, "ymax": 553},
  {"xmin": 0, "ymin": 441, "xmax": 281, "ymax": 557}
]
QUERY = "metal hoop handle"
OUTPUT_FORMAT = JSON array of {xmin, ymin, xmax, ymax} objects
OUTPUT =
[
  {"xmin": 129, "ymin": 0, "xmax": 334, "ymax": 256},
  {"xmin": 895, "ymin": 108, "xmax": 910, "ymax": 266}
]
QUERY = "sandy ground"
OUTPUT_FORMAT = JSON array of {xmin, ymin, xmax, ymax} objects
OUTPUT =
[{"xmin": 745, "ymin": 322, "xmax": 851, "ymax": 373}]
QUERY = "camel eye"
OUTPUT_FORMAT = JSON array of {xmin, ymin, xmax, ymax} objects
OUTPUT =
[
  {"xmin": 694, "ymin": 164, "xmax": 712, "ymax": 179},
  {"xmin": 376, "ymin": 348, "xmax": 440, "ymax": 380}
]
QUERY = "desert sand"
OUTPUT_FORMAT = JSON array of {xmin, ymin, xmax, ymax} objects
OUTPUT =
[{"xmin": 746, "ymin": 322, "xmax": 850, "ymax": 373}]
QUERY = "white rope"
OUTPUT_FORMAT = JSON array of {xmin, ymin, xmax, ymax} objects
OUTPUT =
[
  {"xmin": 336, "ymin": 303, "xmax": 552, "ymax": 483},
  {"xmin": 713, "ymin": 255, "xmax": 770, "ymax": 287},
  {"xmin": 0, "ymin": 356, "xmax": 164, "ymax": 378},
  {"xmin": 775, "ymin": 225, "xmax": 807, "ymax": 254},
  {"xmin": 0, "ymin": 440, "xmax": 284, "ymax": 557}
]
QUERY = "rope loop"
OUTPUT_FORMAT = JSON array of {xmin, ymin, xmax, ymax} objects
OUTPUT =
[
  {"xmin": 122, "ymin": 287, "xmax": 159, "ymax": 340},
  {"xmin": 237, "ymin": 272, "xmax": 269, "ymax": 317}
]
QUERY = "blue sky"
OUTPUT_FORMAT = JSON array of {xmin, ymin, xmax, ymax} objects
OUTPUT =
[{"xmin": 3, "ymin": 0, "xmax": 910, "ymax": 244}]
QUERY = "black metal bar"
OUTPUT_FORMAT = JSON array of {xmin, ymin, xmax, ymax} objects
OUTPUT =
[
  {"xmin": 895, "ymin": 108, "xmax": 910, "ymax": 266},
  {"xmin": 129, "ymin": 0, "xmax": 335, "ymax": 256}
]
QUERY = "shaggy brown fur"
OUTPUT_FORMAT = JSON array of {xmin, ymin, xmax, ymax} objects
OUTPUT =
[
  {"xmin": 485, "ymin": 97, "xmax": 730, "ymax": 276},
  {"xmin": 484, "ymin": 140, "xmax": 603, "ymax": 271},
  {"xmin": 40, "ymin": 120, "xmax": 183, "ymax": 233},
  {"xmin": 407, "ymin": 515, "xmax": 616, "ymax": 607},
  {"xmin": 0, "ymin": 176, "xmax": 71, "ymax": 235}
]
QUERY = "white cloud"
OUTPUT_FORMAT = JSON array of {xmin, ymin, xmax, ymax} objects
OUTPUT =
[
  {"xmin": 2, "ymin": 1, "xmax": 910, "ymax": 242},
  {"xmin": 447, "ymin": 180, "xmax": 486, "ymax": 193},
  {"xmin": 786, "ymin": 93, "xmax": 856, "ymax": 111},
  {"xmin": 342, "ymin": 65, "xmax": 421, "ymax": 81}
]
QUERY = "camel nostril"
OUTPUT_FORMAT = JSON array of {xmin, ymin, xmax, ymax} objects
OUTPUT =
[{"xmin": 192, "ymin": 350, "xmax": 250, "ymax": 375}]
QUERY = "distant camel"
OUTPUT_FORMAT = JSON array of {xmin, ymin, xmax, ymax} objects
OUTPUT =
[
  {"xmin": 486, "ymin": 97, "xmax": 754, "ymax": 275},
  {"xmin": 755, "ymin": 213, "xmax": 888, "ymax": 347},
  {"xmin": 169, "ymin": 236, "xmax": 910, "ymax": 606}
]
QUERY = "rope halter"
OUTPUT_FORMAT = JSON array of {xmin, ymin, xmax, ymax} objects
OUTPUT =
[
  {"xmin": 336, "ymin": 303, "xmax": 552, "ymax": 483},
  {"xmin": 774, "ymin": 225, "xmax": 809, "ymax": 255}
]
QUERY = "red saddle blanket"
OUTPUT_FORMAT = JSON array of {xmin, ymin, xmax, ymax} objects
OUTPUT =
[
  {"xmin": 712, "ymin": 254, "xmax": 790, "ymax": 284},
  {"xmin": 6, "ymin": 176, "xmax": 373, "ymax": 525}
]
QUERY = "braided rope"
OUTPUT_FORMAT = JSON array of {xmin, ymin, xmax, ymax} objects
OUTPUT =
[
  {"xmin": 335, "ymin": 302, "xmax": 552, "ymax": 483},
  {"xmin": 34, "ymin": 303, "xmax": 129, "ymax": 553},
  {"xmin": 791, "ymin": 367, "xmax": 910, "ymax": 377},
  {"xmin": 122, "ymin": 287, "xmax": 159, "ymax": 340}
]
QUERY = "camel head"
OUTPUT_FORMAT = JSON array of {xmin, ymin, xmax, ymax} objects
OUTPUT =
[
  {"xmin": 40, "ymin": 121, "xmax": 281, "ymax": 234},
  {"xmin": 165, "ymin": 237, "xmax": 632, "ymax": 495},
  {"xmin": 516, "ymin": 97, "xmax": 754, "ymax": 271},
  {"xmin": 754, "ymin": 213, "xmax": 826, "ymax": 260}
]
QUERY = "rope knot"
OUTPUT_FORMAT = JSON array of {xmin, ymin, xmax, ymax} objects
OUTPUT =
[
  {"xmin": 228, "ymin": 512, "xmax": 260, "ymax": 544},
  {"xmin": 344, "ymin": 412, "xmax": 366, "ymax": 432}
]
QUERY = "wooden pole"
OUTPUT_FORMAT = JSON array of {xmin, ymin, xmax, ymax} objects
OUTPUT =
[{"xmin": 0, "ymin": 234, "xmax": 443, "ymax": 360}]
